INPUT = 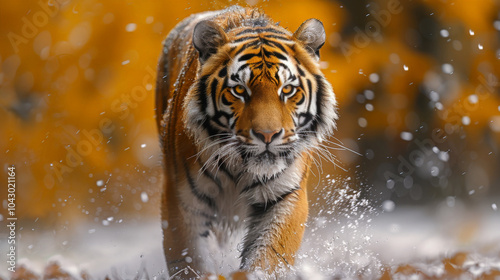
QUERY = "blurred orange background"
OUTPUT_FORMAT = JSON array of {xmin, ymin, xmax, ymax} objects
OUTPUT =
[{"xmin": 1, "ymin": 0, "xmax": 499, "ymax": 227}]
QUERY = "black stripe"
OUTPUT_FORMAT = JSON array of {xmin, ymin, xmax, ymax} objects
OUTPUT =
[
  {"xmin": 271, "ymin": 51, "xmax": 288, "ymax": 61},
  {"xmin": 202, "ymin": 168, "xmax": 223, "ymax": 193},
  {"xmin": 197, "ymin": 75, "xmax": 209, "ymax": 111},
  {"xmin": 180, "ymin": 201, "xmax": 215, "ymax": 221},
  {"xmin": 276, "ymin": 62, "xmax": 290, "ymax": 70},
  {"xmin": 240, "ymin": 187, "xmax": 299, "ymax": 269},
  {"xmin": 230, "ymin": 116, "xmax": 238, "ymax": 129},
  {"xmin": 211, "ymin": 78, "xmax": 219, "ymax": 113},
  {"xmin": 212, "ymin": 111, "xmax": 233, "ymax": 129},
  {"xmin": 310, "ymin": 74, "xmax": 326, "ymax": 133},
  {"xmin": 261, "ymin": 47, "xmax": 274, "ymax": 59},
  {"xmin": 236, "ymin": 28, "xmax": 286, "ymax": 36},
  {"xmin": 297, "ymin": 66, "xmax": 305, "ymax": 77},
  {"xmin": 233, "ymin": 35, "xmax": 259, "ymax": 43},
  {"xmin": 261, "ymin": 38, "xmax": 288, "ymax": 53},
  {"xmin": 239, "ymin": 52, "xmax": 260, "ymax": 61},
  {"xmin": 263, "ymin": 35, "xmax": 293, "ymax": 41},
  {"xmin": 234, "ymin": 40, "xmax": 261, "ymax": 56},
  {"xmin": 250, "ymin": 187, "xmax": 298, "ymax": 217},
  {"xmin": 221, "ymin": 94, "xmax": 231, "ymax": 106},
  {"xmin": 218, "ymin": 66, "xmax": 227, "ymax": 78},
  {"xmin": 306, "ymin": 79, "xmax": 313, "ymax": 113},
  {"xmin": 271, "ymin": 245, "xmax": 289, "ymax": 265},
  {"xmin": 296, "ymin": 93, "xmax": 305, "ymax": 105},
  {"xmin": 241, "ymin": 181, "xmax": 261, "ymax": 194},
  {"xmin": 219, "ymin": 161, "xmax": 235, "ymax": 182},
  {"xmin": 200, "ymin": 116, "xmax": 220, "ymax": 137},
  {"xmin": 198, "ymin": 157, "xmax": 236, "ymax": 183},
  {"xmin": 184, "ymin": 163, "xmax": 217, "ymax": 210},
  {"xmin": 237, "ymin": 63, "xmax": 251, "ymax": 72},
  {"xmin": 231, "ymin": 73, "xmax": 241, "ymax": 82}
]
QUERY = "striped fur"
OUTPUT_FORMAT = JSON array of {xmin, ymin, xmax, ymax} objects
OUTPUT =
[{"xmin": 156, "ymin": 6, "xmax": 337, "ymax": 279}]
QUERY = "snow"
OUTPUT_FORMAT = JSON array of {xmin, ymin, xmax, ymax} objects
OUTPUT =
[
  {"xmin": 389, "ymin": 53, "xmax": 400, "ymax": 64},
  {"xmin": 386, "ymin": 179, "xmax": 395, "ymax": 189},
  {"xmin": 438, "ymin": 151, "xmax": 449, "ymax": 162},
  {"xmin": 141, "ymin": 192, "xmax": 149, "ymax": 203},
  {"xmin": 2, "ymin": 189, "xmax": 498, "ymax": 280},
  {"xmin": 382, "ymin": 200, "xmax": 395, "ymax": 212},
  {"xmin": 435, "ymin": 102, "xmax": 443, "ymax": 110},
  {"xmin": 441, "ymin": 63, "xmax": 454, "ymax": 74},
  {"xmin": 358, "ymin": 117, "xmax": 367, "ymax": 128},
  {"xmin": 468, "ymin": 94, "xmax": 478, "ymax": 104},
  {"xmin": 125, "ymin": 23, "xmax": 137, "ymax": 32},
  {"xmin": 364, "ymin": 90, "xmax": 374, "ymax": 100},
  {"xmin": 400, "ymin": 131, "xmax": 413, "ymax": 141},
  {"xmin": 369, "ymin": 73, "xmax": 379, "ymax": 83},
  {"xmin": 462, "ymin": 116, "xmax": 471, "ymax": 125},
  {"xmin": 146, "ymin": 16, "xmax": 154, "ymax": 24}
]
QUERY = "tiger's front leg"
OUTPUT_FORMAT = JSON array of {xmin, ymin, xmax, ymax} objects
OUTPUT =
[{"xmin": 240, "ymin": 185, "xmax": 309, "ymax": 276}]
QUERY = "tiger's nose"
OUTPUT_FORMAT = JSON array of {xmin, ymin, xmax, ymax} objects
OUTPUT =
[{"xmin": 253, "ymin": 129, "xmax": 283, "ymax": 144}]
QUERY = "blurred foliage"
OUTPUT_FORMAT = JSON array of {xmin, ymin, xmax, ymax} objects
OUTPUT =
[{"xmin": 0, "ymin": 0, "xmax": 499, "ymax": 225}]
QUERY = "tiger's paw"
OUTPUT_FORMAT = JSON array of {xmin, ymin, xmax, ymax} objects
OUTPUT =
[
  {"xmin": 200, "ymin": 271, "xmax": 252, "ymax": 280},
  {"xmin": 230, "ymin": 270, "xmax": 268, "ymax": 280},
  {"xmin": 200, "ymin": 273, "xmax": 226, "ymax": 280},
  {"xmin": 230, "ymin": 271, "xmax": 249, "ymax": 280},
  {"xmin": 199, "ymin": 273, "xmax": 226, "ymax": 280}
]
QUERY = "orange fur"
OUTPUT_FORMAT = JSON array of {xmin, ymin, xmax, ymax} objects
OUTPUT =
[{"xmin": 156, "ymin": 6, "xmax": 337, "ymax": 278}]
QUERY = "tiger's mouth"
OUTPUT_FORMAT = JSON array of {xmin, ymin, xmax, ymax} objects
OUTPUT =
[
  {"xmin": 254, "ymin": 150, "xmax": 277, "ymax": 163},
  {"xmin": 239, "ymin": 148, "xmax": 296, "ymax": 177},
  {"xmin": 244, "ymin": 147, "xmax": 295, "ymax": 165}
]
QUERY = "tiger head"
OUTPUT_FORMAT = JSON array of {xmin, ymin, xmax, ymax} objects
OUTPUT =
[{"xmin": 184, "ymin": 13, "xmax": 338, "ymax": 178}]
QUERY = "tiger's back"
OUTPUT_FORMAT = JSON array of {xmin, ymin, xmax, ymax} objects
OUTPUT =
[{"xmin": 156, "ymin": 6, "xmax": 337, "ymax": 278}]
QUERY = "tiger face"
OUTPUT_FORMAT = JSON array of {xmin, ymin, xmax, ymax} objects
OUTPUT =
[{"xmin": 185, "ymin": 17, "xmax": 338, "ymax": 178}]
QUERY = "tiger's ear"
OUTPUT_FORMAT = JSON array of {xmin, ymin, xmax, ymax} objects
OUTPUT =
[
  {"xmin": 293, "ymin": 19, "xmax": 326, "ymax": 59},
  {"xmin": 193, "ymin": 20, "xmax": 228, "ymax": 64}
]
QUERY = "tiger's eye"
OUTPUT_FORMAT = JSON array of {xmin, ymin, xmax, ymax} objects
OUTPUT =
[
  {"xmin": 282, "ymin": 85, "xmax": 293, "ymax": 95},
  {"xmin": 234, "ymin": 85, "xmax": 246, "ymax": 95}
]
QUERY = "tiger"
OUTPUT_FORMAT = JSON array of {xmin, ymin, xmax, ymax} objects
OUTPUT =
[{"xmin": 155, "ymin": 5, "xmax": 338, "ymax": 279}]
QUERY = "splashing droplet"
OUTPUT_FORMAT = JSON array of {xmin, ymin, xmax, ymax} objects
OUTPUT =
[
  {"xmin": 442, "ymin": 63, "xmax": 454, "ymax": 74},
  {"xmin": 141, "ymin": 192, "xmax": 149, "ymax": 203},
  {"xmin": 126, "ymin": 23, "xmax": 137, "ymax": 32},
  {"xmin": 400, "ymin": 131, "xmax": 413, "ymax": 141},
  {"xmin": 382, "ymin": 200, "xmax": 395, "ymax": 212}
]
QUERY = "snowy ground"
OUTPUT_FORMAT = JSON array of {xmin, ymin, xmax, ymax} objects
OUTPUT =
[{"xmin": 1, "ymin": 193, "xmax": 500, "ymax": 279}]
